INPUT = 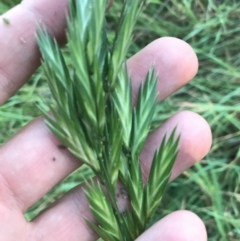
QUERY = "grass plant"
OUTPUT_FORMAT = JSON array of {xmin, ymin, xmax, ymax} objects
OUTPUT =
[{"xmin": 1, "ymin": 0, "xmax": 240, "ymax": 240}]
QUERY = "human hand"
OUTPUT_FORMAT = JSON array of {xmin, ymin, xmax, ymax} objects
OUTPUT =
[{"xmin": 0, "ymin": 0, "xmax": 212, "ymax": 240}]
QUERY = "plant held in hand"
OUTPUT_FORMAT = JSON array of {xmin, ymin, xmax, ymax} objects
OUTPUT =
[{"xmin": 37, "ymin": 0, "xmax": 180, "ymax": 240}]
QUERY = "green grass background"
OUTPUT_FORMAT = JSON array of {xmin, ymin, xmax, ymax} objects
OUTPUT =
[{"xmin": 1, "ymin": 0, "xmax": 240, "ymax": 240}]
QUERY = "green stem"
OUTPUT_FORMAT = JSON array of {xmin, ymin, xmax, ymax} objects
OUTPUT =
[{"xmin": 99, "ymin": 158, "xmax": 131, "ymax": 241}]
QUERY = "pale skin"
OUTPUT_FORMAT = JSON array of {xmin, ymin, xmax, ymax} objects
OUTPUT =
[{"xmin": 0, "ymin": 0, "xmax": 212, "ymax": 240}]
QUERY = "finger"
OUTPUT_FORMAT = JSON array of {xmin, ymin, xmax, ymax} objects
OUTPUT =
[
  {"xmin": 136, "ymin": 210, "xmax": 207, "ymax": 241},
  {"xmin": 140, "ymin": 110, "xmax": 212, "ymax": 181},
  {"xmin": 127, "ymin": 37, "xmax": 198, "ymax": 102},
  {"xmin": 0, "ymin": 38, "xmax": 202, "ymax": 212},
  {"xmin": 0, "ymin": 117, "xmax": 80, "ymax": 211},
  {"xmin": 30, "ymin": 111, "xmax": 211, "ymax": 241},
  {"xmin": 0, "ymin": 0, "xmax": 69, "ymax": 105},
  {"xmin": 0, "ymin": 0, "xmax": 114, "ymax": 105}
]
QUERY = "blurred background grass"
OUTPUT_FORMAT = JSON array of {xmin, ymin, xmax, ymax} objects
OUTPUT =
[{"xmin": 1, "ymin": 0, "xmax": 240, "ymax": 240}]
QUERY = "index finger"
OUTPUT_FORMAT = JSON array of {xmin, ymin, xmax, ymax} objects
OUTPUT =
[
  {"xmin": 0, "ymin": 0, "xmax": 69, "ymax": 105},
  {"xmin": 0, "ymin": 0, "xmax": 113, "ymax": 105}
]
